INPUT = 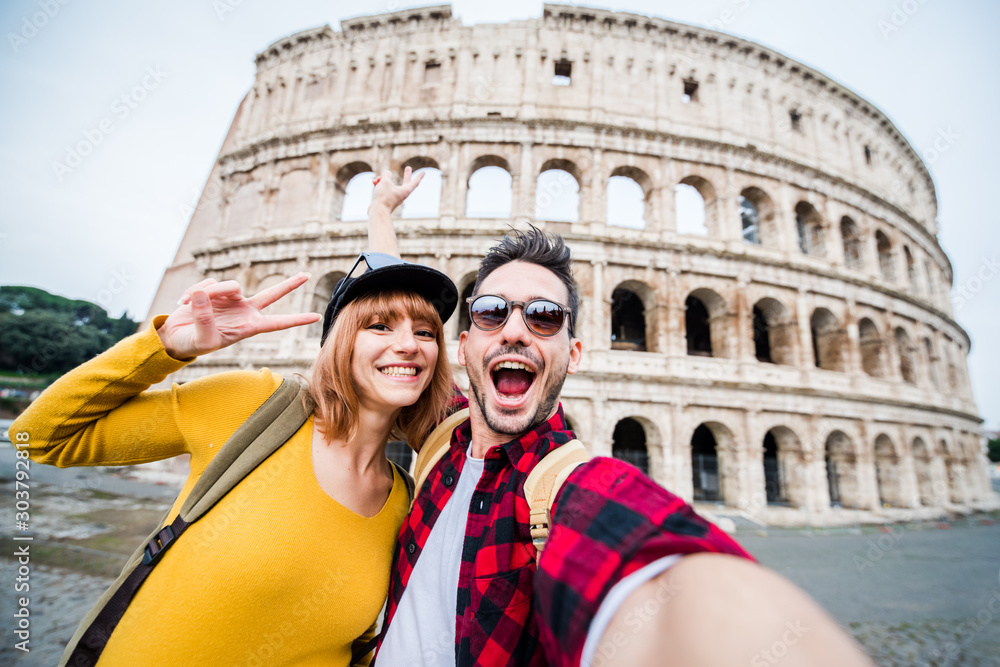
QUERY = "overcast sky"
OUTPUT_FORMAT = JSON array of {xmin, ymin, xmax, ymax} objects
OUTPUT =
[{"xmin": 0, "ymin": 0, "xmax": 997, "ymax": 429}]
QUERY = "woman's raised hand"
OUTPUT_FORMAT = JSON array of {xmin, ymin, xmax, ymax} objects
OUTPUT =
[
  {"xmin": 157, "ymin": 273, "xmax": 320, "ymax": 360},
  {"xmin": 369, "ymin": 165, "xmax": 424, "ymax": 215},
  {"xmin": 367, "ymin": 166, "xmax": 424, "ymax": 257}
]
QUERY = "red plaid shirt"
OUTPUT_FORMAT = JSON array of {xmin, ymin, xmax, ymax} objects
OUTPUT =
[{"xmin": 375, "ymin": 400, "xmax": 752, "ymax": 666}]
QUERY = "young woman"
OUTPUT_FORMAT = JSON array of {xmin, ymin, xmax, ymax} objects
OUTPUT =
[{"xmin": 11, "ymin": 169, "xmax": 455, "ymax": 666}]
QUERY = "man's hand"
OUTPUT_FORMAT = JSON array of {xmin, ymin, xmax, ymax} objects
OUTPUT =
[
  {"xmin": 368, "ymin": 166, "xmax": 424, "ymax": 256},
  {"xmin": 157, "ymin": 273, "xmax": 320, "ymax": 360}
]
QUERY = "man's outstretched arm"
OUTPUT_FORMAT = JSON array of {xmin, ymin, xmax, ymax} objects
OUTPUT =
[{"xmin": 592, "ymin": 553, "xmax": 873, "ymax": 667}]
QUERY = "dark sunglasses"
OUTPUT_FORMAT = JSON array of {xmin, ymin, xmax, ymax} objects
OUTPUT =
[{"xmin": 466, "ymin": 294, "xmax": 568, "ymax": 337}]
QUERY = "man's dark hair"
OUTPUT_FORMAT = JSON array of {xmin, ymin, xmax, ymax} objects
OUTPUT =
[{"xmin": 473, "ymin": 224, "xmax": 579, "ymax": 337}]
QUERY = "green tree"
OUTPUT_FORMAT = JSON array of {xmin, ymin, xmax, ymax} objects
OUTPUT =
[
  {"xmin": 0, "ymin": 286, "xmax": 139, "ymax": 375},
  {"xmin": 989, "ymin": 438, "xmax": 1000, "ymax": 463}
]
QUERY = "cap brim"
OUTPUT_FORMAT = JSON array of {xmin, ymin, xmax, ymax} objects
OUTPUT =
[{"xmin": 321, "ymin": 261, "xmax": 458, "ymax": 345}]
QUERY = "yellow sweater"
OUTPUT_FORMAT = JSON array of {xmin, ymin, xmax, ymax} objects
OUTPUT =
[{"xmin": 11, "ymin": 319, "xmax": 409, "ymax": 666}]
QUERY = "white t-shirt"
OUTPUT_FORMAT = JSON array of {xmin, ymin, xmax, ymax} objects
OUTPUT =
[{"xmin": 379, "ymin": 446, "xmax": 679, "ymax": 666}]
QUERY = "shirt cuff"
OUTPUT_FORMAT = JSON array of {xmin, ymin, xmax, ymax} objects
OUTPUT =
[{"xmin": 580, "ymin": 554, "xmax": 683, "ymax": 667}]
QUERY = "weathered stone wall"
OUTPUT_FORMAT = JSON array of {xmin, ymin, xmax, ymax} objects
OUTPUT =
[{"xmin": 146, "ymin": 4, "xmax": 993, "ymax": 523}]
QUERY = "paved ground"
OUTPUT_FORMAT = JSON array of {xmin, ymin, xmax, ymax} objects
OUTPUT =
[
  {"xmin": 740, "ymin": 524, "xmax": 1000, "ymax": 666},
  {"xmin": 2, "ymin": 445, "xmax": 998, "ymax": 666}
]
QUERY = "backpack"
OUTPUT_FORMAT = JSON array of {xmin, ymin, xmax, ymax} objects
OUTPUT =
[
  {"xmin": 61, "ymin": 378, "xmax": 414, "ymax": 667},
  {"xmin": 413, "ymin": 408, "xmax": 591, "ymax": 552}
]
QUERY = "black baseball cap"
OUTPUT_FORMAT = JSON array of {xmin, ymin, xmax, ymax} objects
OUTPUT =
[{"xmin": 320, "ymin": 252, "xmax": 458, "ymax": 346}]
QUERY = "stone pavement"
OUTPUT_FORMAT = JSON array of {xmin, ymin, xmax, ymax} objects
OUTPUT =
[{"xmin": 2, "ymin": 445, "xmax": 998, "ymax": 665}]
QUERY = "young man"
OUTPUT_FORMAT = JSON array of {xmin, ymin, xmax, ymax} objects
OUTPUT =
[{"xmin": 370, "ymin": 170, "xmax": 871, "ymax": 667}]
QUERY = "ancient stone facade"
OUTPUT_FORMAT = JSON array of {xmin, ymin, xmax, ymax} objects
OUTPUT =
[{"xmin": 147, "ymin": 4, "xmax": 994, "ymax": 523}]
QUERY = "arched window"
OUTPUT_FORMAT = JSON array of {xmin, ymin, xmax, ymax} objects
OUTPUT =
[
  {"xmin": 895, "ymin": 327, "xmax": 916, "ymax": 384},
  {"xmin": 612, "ymin": 418, "xmax": 648, "ymax": 474},
  {"xmin": 752, "ymin": 298, "xmax": 796, "ymax": 365},
  {"xmin": 810, "ymin": 308, "xmax": 846, "ymax": 371},
  {"xmin": 466, "ymin": 165, "xmax": 512, "ymax": 218},
  {"xmin": 611, "ymin": 288, "xmax": 646, "ymax": 351},
  {"xmin": 401, "ymin": 167, "xmax": 442, "ymax": 219},
  {"xmin": 795, "ymin": 202, "xmax": 825, "ymax": 257},
  {"xmin": 904, "ymin": 246, "xmax": 920, "ymax": 293},
  {"xmin": 691, "ymin": 424, "xmax": 720, "ymax": 501},
  {"xmin": 685, "ymin": 295, "xmax": 712, "ymax": 356},
  {"xmin": 340, "ymin": 170, "xmax": 375, "ymax": 221},
  {"xmin": 536, "ymin": 168, "xmax": 580, "ymax": 222},
  {"xmin": 924, "ymin": 337, "xmax": 940, "ymax": 390},
  {"xmin": 825, "ymin": 431, "xmax": 854, "ymax": 507},
  {"xmin": 874, "ymin": 434, "xmax": 900, "ymax": 507},
  {"xmin": 840, "ymin": 217, "xmax": 862, "ymax": 269},
  {"xmin": 876, "ymin": 230, "xmax": 894, "ymax": 281},
  {"xmin": 911, "ymin": 437, "xmax": 935, "ymax": 506},
  {"xmin": 739, "ymin": 187, "xmax": 774, "ymax": 246},
  {"xmin": 739, "ymin": 196, "xmax": 760, "ymax": 245},
  {"xmin": 676, "ymin": 176, "xmax": 717, "ymax": 236},
  {"xmin": 456, "ymin": 281, "xmax": 475, "ymax": 338},
  {"xmin": 607, "ymin": 176, "xmax": 645, "ymax": 228},
  {"xmin": 858, "ymin": 318, "xmax": 885, "ymax": 377},
  {"xmin": 675, "ymin": 184, "xmax": 707, "ymax": 235},
  {"xmin": 763, "ymin": 430, "xmax": 785, "ymax": 504}
]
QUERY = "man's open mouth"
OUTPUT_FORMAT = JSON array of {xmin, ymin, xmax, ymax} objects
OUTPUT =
[{"xmin": 491, "ymin": 360, "xmax": 536, "ymax": 399}]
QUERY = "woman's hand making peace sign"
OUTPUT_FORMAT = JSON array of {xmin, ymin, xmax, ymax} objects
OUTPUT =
[{"xmin": 157, "ymin": 273, "xmax": 320, "ymax": 360}]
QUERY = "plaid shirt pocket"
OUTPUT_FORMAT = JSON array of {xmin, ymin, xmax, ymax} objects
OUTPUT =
[{"xmin": 469, "ymin": 565, "xmax": 535, "ymax": 660}]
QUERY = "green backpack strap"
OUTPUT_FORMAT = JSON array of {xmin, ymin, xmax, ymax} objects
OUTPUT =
[
  {"xmin": 410, "ymin": 407, "xmax": 470, "ymax": 508},
  {"xmin": 61, "ymin": 378, "xmax": 309, "ymax": 667},
  {"xmin": 523, "ymin": 439, "xmax": 591, "ymax": 553}
]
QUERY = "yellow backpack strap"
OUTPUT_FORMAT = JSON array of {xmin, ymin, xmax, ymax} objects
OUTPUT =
[
  {"xmin": 523, "ymin": 439, "xmax": 591, "ymax": 552},
  {"xmin": 411, "ymin": 408, "xmax": 470, "ymax": 508}
]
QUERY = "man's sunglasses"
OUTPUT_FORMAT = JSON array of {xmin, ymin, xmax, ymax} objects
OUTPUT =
[{"xmin": 466, "ymin": 295, "xmax": 568, "ymax": 337}]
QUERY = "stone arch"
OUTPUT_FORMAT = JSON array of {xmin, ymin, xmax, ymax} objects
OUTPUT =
[
  {"xmin": 840, "ymin": 216, "xmax": 863, "ymax": 269},
  {"xmin": 874, "ymin": 433, "xmax": 905, "ymax": 507},
  {"xmin": 335, "ymin": 161, "xmax": 375, "ymax": 221},
  {"xmin": 824, "ymin": 430, "xmax": 861, "ymax": 508},
  {"xmin": 685, "ymin": 288, "xmax": 731, "ymax": 359},
  {"xmin": 911, "ymin": 437, "xmax": 939, "ymax": 506},
  {"xmin": 610, "ymin": 281, "xmax": 653, "ymax": 352},
  {"xmin": 752, "ymin": 297, "xmax": 797, "ymax": 365},
  {"xmin": 858, "ymin": 318, "xmax": 886, "ymax": 377},
  {"xmin": 400, "ymin": 157, "xmax": 443, "ymax": 219},
  {"xmin": 307, "ymin": 270, "xmax": 347, "ymax": 339},
  {"xmin": 466, "ymin": 156, "xmax": 513, "ymax": 218},
  {"xmin": 894, "ymin": 326, "xmax": 916, "ymax": 384},
  {"xmin": 810, "ymin": 307, "xmax": 846, "ymax": 371},
  {"xmin": 794, "ymin": 201, "xmax": 825, "ymax": 257},
  {"xmin": 612, "ymin": 417, "xmax": 649, "ymax": 474},
  {"xmin": 904, "ymin": 246, "xmax": 919, "ymax": 292},
  {"xmin": 739, "ymin": 186, "xmax": 775, "ymax": 246},
  {"xmin": 762, "ymin": 426, "xmax": 804, "ymax": 506},
  {"xmin": 690, "ymin": 422, "xmax": 734, "ymax": 503},
  {"xmin": 272, "ymin": 169, "xmax": 316, "ymax": 227},
  {"xmin": 876, "ymin": 229, "xmax": 895, "ymax": 281},
  {"xmin": 923, "ymin": 336, "xmax": 940, "ymax": 390},
  {"xmin": 675, "ymin": 175, "xmax": 718, "ymax": 236},
  {"xmin": 226, "ymin": 181, "xmax": 262, "ymax": 235},
  {"xmin": 607, "ymin": 166, "xmax": 651, "ymax": 229},
  {"xmin": 536, "ymin": 159, "xmax": 582, "ymax": 223}
]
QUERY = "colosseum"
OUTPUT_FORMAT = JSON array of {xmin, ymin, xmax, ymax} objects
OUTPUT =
[{"xmin": 146, "ymin": 4, "xmax": 995, "ymax": 525}]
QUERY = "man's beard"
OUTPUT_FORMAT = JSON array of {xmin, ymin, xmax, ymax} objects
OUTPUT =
[{"xmin": 468, "ymin": 348, "xmax": 569, "ymax": 438}]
